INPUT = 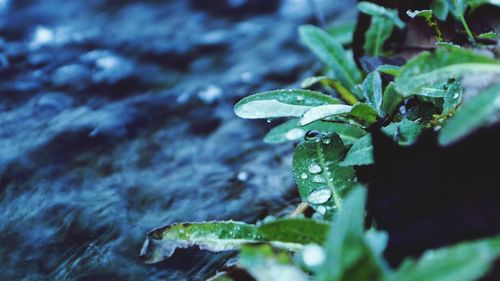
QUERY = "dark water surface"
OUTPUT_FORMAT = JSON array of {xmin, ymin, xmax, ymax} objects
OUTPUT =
[{"xmin": 0, "ymin": 1, "xmax": 354, "ymax": 280}]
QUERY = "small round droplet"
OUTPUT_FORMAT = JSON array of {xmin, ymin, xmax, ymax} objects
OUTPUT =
[
  {"xmin": 453, "ymin": 93, "xmax": 459, "ymax": 99},
  {"xmin": 296, "ymin": 95, "xmax": 304, "ymax": 101},
  {"xmin": 266, "ymin": 119, "xmax": 272, "ymax": 123},
  {"xmin": 308, "ymin": 163, "xmax": 322, "ymax": 174},
  {"xmin": 308, "ymin": 188, "xmax": 332, "ymax": 204},
  {"xmin": 312, "ymin": 175, "xmax": 326, "ymax": 183},
  {"xmin": 316, "ymin": 205, "xmax": 327, "ymax": 215},
  {"xmin": 301, "ymin": 173, "xmax": 308, "ymax": 179},
  {"xmin": 304, "ymin": 130, "xmax": 321, "ymax": 141},
  {"xmin": 302, "ymin": 244, "xmax": 326, "ymax": 267},
  {"xmin": 286, "ymin": 128, "xmax": 305, "ymax": 140},
  {"xmin": 237, "ymin": 171, "xmax": 249, "ymax": 181},
  {"xmin": 323, "ymin": 138, "xmax": 331, "ymax": 144}
]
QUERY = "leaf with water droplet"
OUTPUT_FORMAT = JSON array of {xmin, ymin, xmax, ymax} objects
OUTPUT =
[
  {"xmin": 382, "ymin": 119, "xmax": 423, "ymax": 146},
  {"xmin": 299, "ymin": 25, "xmax": 363, "ymax": 97},
  {"xmin": 234, "ymin": 89, "xmax": 341, "ymax": 119},
  {"xmin": 395, "ymin": 46, "xmax": 500, "ymax": 97},
  {"xmin": 293, "ymin": 133, "xmax": 356, "ymax": 215},
  {"xmin": 239, "ymin": 244, "xmax": 309, "ymax": 281},
  {"xmin": 139, "ymin": 221, "xmax": 300, "ymax": 264},
  {"xmin": 439, "ymin": 84, "xmax": 500, "ymax": 146},
  {"xmin": 263, "ymin": 119, "xmax": 366, "ymax": 145},
  {"xmin": 341, "ymin": 134, "xmax": 374, "ymax": 166},
  {"xmin": 257, "ymin": 218, "xmax": 330, "ymax": 245}
]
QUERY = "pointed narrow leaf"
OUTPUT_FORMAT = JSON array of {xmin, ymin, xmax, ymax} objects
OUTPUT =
[
  {"xmin": 350, "ymin": 103, "xmax": 380, "ymax": 124},
  {"xmin": 292, "ymin": 134, "xmax": 356, "ymax": 214},
  {"xmin": 363, "ymin": 16, "xmax": 394, "ymax": 57},
  {"xmin": 439, "ymin": 84, "xmax": 500, "ymax": 145},
  {"xmin": 299, "ymin": 25, "xmax": 363, "ymax": 94},
  {"xmin": 478, "ymin": 31, "xmax": 500, "ymax": 39},
  {"xmin": 264, "ymin": 119, "xmax": 366, "ymax": 145},
  {"xmin": 299, "ymin": 104, "xmax": 353, "ymax": 126},
  {"xmin": 234, "ymin": 89, "xmax": 341, "ymax": 119},
  {"xmin": 341, "ymin": 134, "xmax": 374, "ymax": 166},
  {"xmin": 395, "ymin": 46, "xmax": 500, "ymax": 97},
  {"xmin": 328, "ymin": 21, "xmax": 356, "ymax": 46},
  {"xmin": 362, "ymin": 71, "xmax": 384, "ymax": 116},
  {"xmin": 377, "ymin": 64, "xmax": 401, "ymax": 76},
  {"xmin": 258, "ymin": 218, "xmax": 330, "ymax": 245}
]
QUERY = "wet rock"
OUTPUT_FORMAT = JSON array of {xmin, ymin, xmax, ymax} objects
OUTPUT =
[{"xmin": 51, "ymin": 64, "xmax": 90, "ymax": 89}]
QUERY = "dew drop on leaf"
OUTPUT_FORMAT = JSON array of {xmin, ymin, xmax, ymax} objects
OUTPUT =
[
  {"xmin": 316, "ymin": 205, "xmax": 327, "ymax": 215},
  {"xmin": 308, "ymin": 163, "xmax": 322, "ymax": 174},
  {"xmin": 296, "ymin": 95, "xmax": 305, "ymax": 101},
  {"xmin": 307, "ymin": 188, "xmax": 332, "ymax": 204},
  {"xmin": 312, "ymin": 175, "xmax": 326, "ymax": 183},
  {"xmin": 304, "ymin": 130, "xmax": 321, "ymax": 141},
  {"xmin": 301, "ymin": 172, "xmax": 308, "ymax": 179}
]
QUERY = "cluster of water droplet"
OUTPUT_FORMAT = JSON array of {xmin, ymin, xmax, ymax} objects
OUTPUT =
[{"xmin": 304, "ymin": 130, "xmax": 333, "ymax": 145}]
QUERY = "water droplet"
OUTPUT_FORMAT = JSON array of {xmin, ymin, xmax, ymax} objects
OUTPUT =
[
  {"xmin": 266, "ymin": 119, "xmax": 272, "ymax": 123},
  {"xmin": 302, "ymin": 244, "xmax": 325, "ymax": 267},
  {"xmin": 296, "ymin": 95, "xmax": 304, "ymax": 101},
  {"xmin": 308, "ymin": 163, "xmax": 322, "ymax": 174},
  {"xmin": 316, "ymin": 205, "xmax": 327, "ymax": 215},
  {"xmin": 301, "ymin": 173, "xmax": 308, "ymax": 179},
  {"xmin": 323, "ymin": 138, "xmax": 331, "ymax": 144},
  {"xmin": 237, "ymin": 171, "xmax": 249, "ymax": 182},
  {"xmin": 286, "ymin": 128, "xmax": 305, "ymax": 140},
  {"xmin": 312, "ymin": 175, "xmax": 326, "ymax": 183},
  {"xmin": 307, "ymin": 188, "xmax": 332, "ymax": 204},
  {"xmin": 453, "ymin": 93, "xmax": 459, "ymax": 99},
  {"xmin": 304, "ymin": 130, "xmax": 321, "ymax": 141}
]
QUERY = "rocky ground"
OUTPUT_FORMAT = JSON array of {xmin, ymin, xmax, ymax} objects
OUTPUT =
[{"xmin": 0, "ymin": 0, "xmax": 355, "ymax": 280}]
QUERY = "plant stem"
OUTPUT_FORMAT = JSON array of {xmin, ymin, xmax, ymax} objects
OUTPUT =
[{"xmin": 452, "ymin": 0, "xmax": 475, "ymax": 44}]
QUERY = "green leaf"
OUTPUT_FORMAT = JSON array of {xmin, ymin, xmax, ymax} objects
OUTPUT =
[
  {"xmin": 382, "ymin": 82, "xmax": 404, "ymax": 117},
  {"xmin": 439, "ymin": 84, "xmax": 500, "ymax": 145},
  {"xmin": 357, "ymin": 2, "xmax": 406, "ymax": 29},
  {"xmin": 377, "ymin": 64, "xmax": 401, "ymax": 76},
  {"xmin": 406, "ymin": 9, "xmax": 434, "ymax": 20},
  {"xmin": 299, "ymin": 104, "xmax": 353, "ymax": 126},
  {"xmin": 327, "ymin": 21, "xmax": 356, "ymax": 46},
  {"xmin": 431, "ymin": 0, "xmax": 450, "ymax": 20},
  {"xmin": 234, "ymin": 89, "xmax": 341, "ymax": 119},
  {"xmin": 263, "ymin": 119, "xmax": 366, "ymax": 145},
  {"xmin": 239, "ymin": 244, "xmax": 309, "ymax": 281},
  {"xmin": 390, "ymin": 235, "xmax": 500, "ymax": 281},
  {"xmin": 317, "ymin": 187, "xmax": 388, "ymax": 281},
  {"xmin": 381, "ymin": 119, "xmax": 423, "ymax": 146},
  {"xmin": 292, "ymin": 134, "xmax": 356, "ymax": 214},
  {"xmin": 466, "ymin": 0, "xmax": 500, "ymax": 10},
  {"xmin": 362, "ymin": 71, "xmax": 384, "ymax": 116},
  {"xmin": 299, "ymin": 25, "xmax": 363, "ymax": 95},
  {"xmin": 442, "ymin": 79, "xmax": 463, "ymax": 113},
  {"xmin": 364, "ymin": 16, "xmax": 394, "ymax": 57},
  {"xmin": 395, "ymin": 46, "xmax": 500, "ymax": 97},
  {"xmin": 350, "ymin": 103, "xmax": 380, "ymax": 125},
  {"xmin": 341, "ymin": 134, "xmax": 374, "ymax": 166},
  {"xmin": 140, "ymin": 221, "xmax": 263, "ymax": 264},
  {"xmin": 478, "ymin": 31, "xmax": 500, "ymax": 39},
  {"xmin": 301, "ymin": 76, "xmax": 330, "ymax": 89},
  {"xmin": 301, "ymin": 76, "xmax": 360, "ymax": 105},
  {"xmin": 257, "ymin": 218, "xmax": 329, "ymax": 244}
]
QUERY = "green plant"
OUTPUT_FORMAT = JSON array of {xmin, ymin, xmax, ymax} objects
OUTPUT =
[{"xmin": 141, "ymin": 2, "xmax": 500, "ymax": 280}]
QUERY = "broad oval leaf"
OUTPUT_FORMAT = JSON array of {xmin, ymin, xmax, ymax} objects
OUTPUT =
[
  {"xmin": 234, "ymin": 89, "xmax": 341, "ymax": 119},
  {"xmin": 292, "ymin": 134, "xmax": 356, "ymax": 215},
  {"xmin": 381, "ymin": 119, "xmax": 423, "ymax": 146},
  {"xmin": 363, "ymin": 16, "xmax": 395, "ymax": 57},
  {"xmin": 439, "ymin": 84, "xmax": 500, "ymax": 145},
  {"xmin": 299, "ymin": 104, "xmax": 353, "ymax": 126},
  {"xmin": 299, "ymin": 25, "xmax": 363, "ymax": 94},
  {"xmin": 341, "ymin": 134, "xmax": 374, "ymax": 166},
  {"xmin": 382, "ymin": 82, "xmax": 404, "ymax": 117},
  {"xmin": 395, "ymin": 46, "xmax": 500, "ymax": 97},
  {"xmin": 257, "ymin": 218, "xmax": 330, "ymax": 245},
  {"xmin": 377, "ymin": 64, "xmax": 401, "ymax": 76},
  {"xmin": 264, "ymin": 119, "xmax": 366, "ymax": 145},
  {"xmin": 350, "ymin": 103, "xmax": 380, "ymax": 124}
]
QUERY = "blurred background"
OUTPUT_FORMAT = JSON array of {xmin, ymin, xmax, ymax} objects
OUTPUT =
[{"xmin": 0, "ymin": 0, "xmax": 355, "ymax": 280}]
